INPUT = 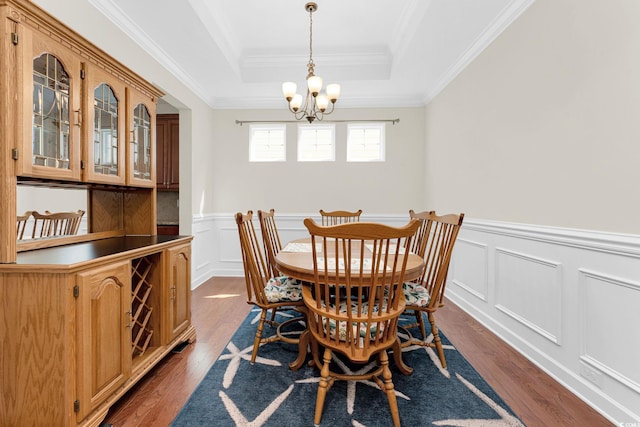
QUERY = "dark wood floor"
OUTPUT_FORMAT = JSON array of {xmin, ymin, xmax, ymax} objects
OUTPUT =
[{"xmin": 104, "ymin": 277, "xmax": 613, "ymax": 426}]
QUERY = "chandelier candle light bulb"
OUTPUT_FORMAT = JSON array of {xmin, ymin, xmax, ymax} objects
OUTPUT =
[{"xmin": 282, "ymin": 2, "xmax": 340, "ymax": 123}]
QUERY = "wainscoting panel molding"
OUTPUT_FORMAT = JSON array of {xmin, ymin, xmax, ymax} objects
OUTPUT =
[
  {"xmin": 494, "ymin": 247, "xmax": 562, "ymax": 345},
  {"xmin": 451, "ymin": 238, "xmax": 489, "ymax": 302},
  {"xmin": 191, "ymin": 213, "xmax": 640, "ymax": 424},
  {"xmin": 192, "ymin": 214, "xmax": 217, "ymax": 286},
  {"xmin": 579, "ymin": 269, "xmax": 640, "ymax": 397},
  {"xmin": 447, "ymin": 218, "xmax": 640, "ymax": 425}
]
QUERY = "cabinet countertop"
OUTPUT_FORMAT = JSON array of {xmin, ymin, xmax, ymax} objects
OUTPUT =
[{"xmin": 9, "ymin": 235, "xmax": 192, "ymax": 268}]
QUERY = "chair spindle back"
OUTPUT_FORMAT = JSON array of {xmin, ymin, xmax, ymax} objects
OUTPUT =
[{"xmin": 319, "ymin": 209, "xmax": 363, "ymax": 226}]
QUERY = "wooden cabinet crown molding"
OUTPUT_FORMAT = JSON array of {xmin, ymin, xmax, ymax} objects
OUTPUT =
[{"xmin": 5, "ymin": 0, "xmax": 163, "ymax": 101}]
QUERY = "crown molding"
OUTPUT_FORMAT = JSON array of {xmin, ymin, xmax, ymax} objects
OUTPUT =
[
  {"xmin": 423, "ymin": 0, "xmax": 536, "ymax": 104},
  {"xmin": 88, "ymin": 0, "xmax": 211, "ymax": 104}
]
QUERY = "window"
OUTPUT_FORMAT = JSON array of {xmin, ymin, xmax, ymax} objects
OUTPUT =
[
  {"xmin": 298, "ymin": 124, "xmax": 335, "ymax": 162},
  {"xmin": 347, "ymin": 123, "xmax": 385, "ymax": 162},
  {"xmin": 249, "ymin": 124, "xmax": 286, "ymax": 162}
]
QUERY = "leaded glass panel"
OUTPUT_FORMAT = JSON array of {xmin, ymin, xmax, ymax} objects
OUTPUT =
[
  {"xmin": 132, "ymin": 104, "xmax": 151, "ymax": 179},
  {"xmin": 93, "ymin": 83, "xmax": 119, "ymax": 176},
  {"xmin": 32, "ymin": 53, "xmax": 70, "ymax": 169}
]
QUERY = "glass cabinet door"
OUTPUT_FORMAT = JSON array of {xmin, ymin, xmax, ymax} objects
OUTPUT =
[
  {"xmin": 126, "ymin": 88, "xmax": 156, "ymax": 187},
  {"xmin": 84, "ymin": 65, "xmax": 125, "ymax": 184},
  {"xmin": 19, "ymin": 30, "xmax": 82, "ymax": 181}
]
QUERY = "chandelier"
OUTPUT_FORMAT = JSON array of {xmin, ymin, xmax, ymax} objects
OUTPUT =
[{"xmin": 282, "ymin": 2, "xmax": 340, "ymax": 123}]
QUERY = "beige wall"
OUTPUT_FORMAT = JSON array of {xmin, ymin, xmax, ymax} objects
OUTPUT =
[
  {"xmin": 209, "ymin": 107, "xmax": 426, "ymax": 214},
  {"xmin": 425, "ymin": 0, "xmax": 640, "ymax": 234}
]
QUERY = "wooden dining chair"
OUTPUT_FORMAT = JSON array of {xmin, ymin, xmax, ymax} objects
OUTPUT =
[
  {"xmin": 235, "ymin": 211, "xmax": 306, "ymax": 365},
  {"xmin": 405, "ymin": 209, "xmax": 435, "ymax": 257},
  {"xmin": 319, "ymin": 209, "xmax": 363, "ymax": 225},
  {"xmin": 400, "ymin": 212, "xmax": 464, "ymax": 369},
  {"xmin": 303, "ymin": 218, "xmax": 420, "ymax": 427},
  {"xmin": 257, "ymin": 209, "xmax": 283, "ymax": 278},
  {"xmin": 16, "ymin": 211, "xmax": 33, "ymax": 240},
  {"xmin": 31, "ymin": 210, "xmax": 85, "ymax": 238},
  {"xmin": 402, "ymin": 210, "xmax": 436, "ymax": 329}
]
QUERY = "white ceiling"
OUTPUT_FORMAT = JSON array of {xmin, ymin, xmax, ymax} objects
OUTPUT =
[{"xmin": 88, "ymin": 0, "xmax": 533, "ymax": 109}]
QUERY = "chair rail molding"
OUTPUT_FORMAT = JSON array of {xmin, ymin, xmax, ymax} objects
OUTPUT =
[{"xmin": 191, "ymin": 213, "xmax": 640, "ymax": 424}]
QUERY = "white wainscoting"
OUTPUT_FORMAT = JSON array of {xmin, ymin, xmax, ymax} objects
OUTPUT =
[
  {"xmin": 449, "ymin": 219, "xmax": 640, "ymax": 425},
  {"xmin": 190, "ymin": 213, "xmax": 640, "ymax": 424}
]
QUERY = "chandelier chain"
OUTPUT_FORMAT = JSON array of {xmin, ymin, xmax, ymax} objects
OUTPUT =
[{"xmin": 308, "ymin": 6, "xmax": 313, "ymax": 68}]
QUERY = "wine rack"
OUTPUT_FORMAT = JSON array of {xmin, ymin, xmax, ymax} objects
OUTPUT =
[{"xmin": 131, "ymin": 256, "xmax": 155, "ymax": 357}]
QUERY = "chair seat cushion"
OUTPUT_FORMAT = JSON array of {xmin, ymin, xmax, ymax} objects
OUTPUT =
[
  {"xmin": 402, "ymin": 282, "xmax": 431, "ymax": 307},
  {"xmin": 322, "ymin": 301, "xmax": 386, "ymax": 342},
  {"xmin": 265, "ymin": 276, "xmax": 303, "ymax": 303}
]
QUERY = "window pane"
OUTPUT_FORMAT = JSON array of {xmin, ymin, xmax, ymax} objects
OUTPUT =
[
  {"xmin": 347, "ymin": 123, "xmax": 385, "ymax": 162},
  {"xmin": 298, "ymin": 124, "xmax": 335, "ymax": 162},
  {"xmin": 250, "ymin": 124, "xmax": 286, "ymax": 162}
]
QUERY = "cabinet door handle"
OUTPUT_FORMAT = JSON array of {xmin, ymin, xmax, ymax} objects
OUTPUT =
[
  {"xmin": 125, "ymin": 310, "xmax": 132, "ymax": 328},
  {"xmin": 74, "ymin": 109, "xmax": 82, "ymax": 127}
]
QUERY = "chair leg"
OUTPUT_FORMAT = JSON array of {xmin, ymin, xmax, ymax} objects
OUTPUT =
[
  {"xmin": 251, "ymin": 309, "xmax": 268, "ymax": 364},
  {"xmin": 428, "ymin": 312, "xmax": 446, "ymax": 369},
  {"xmin": 379, "ymin": 350, "xmax": 401, "ymax": 427},
  {"xmin": 314, "ymin": 347, "xmax": 332, "ymax": 426},
  {"xmin": 416, "ymin": 310, "xmax": 426, "ymax": 340}
]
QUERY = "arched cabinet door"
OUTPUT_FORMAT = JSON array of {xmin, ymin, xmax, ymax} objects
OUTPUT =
[
  {"xmin": 126, "ymin": 87, "xmax": 156, "ymax": 188},
  {"xmin": 75, "ymin": 261, "xmax": 132, "ymax": 421},
  {"xmin": 18, "ymin": 28, "xmax": 82, "ymax": 181},
  {"xmin": 83, "ymin": 64, "xmax": 126, "ymax": 185},
  {"xmin": 164, "ymin": 243, "xmax": 191, "ymax": 341}
]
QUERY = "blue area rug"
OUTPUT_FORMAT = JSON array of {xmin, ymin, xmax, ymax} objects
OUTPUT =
[{"xmin": 172, "ymin": 309, "xmax": 525, "ymax": 426}]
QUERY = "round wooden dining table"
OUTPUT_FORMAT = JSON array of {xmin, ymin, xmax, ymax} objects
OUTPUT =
[
  {"xmin": 275, "ymin": 238, "xmax": 425, "ymax": 283},
  {"xmin": 275, "ymin": 237, "xmax": 424, "ymax": 374}
]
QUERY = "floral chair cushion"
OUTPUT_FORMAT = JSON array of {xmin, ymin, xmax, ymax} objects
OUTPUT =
[
  {"xmin": 264, "ymin": 276, "xmax": 303, "ymax": 303},
  {"xmin": 319, "ymin": 300, "xmax": 387, "ymax": 342},
  {"xmin": 402, "ymin": 281, "xmax": 431, "ymax": 307}
]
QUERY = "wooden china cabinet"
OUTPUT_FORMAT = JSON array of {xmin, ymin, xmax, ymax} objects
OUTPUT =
[
  {"xmin": 156, "ymin": 113, "xmax": 180, "ymax": 190},
  {"xmin": 0, "ymin": 1, "xmax": 195, "ymax": 426}
]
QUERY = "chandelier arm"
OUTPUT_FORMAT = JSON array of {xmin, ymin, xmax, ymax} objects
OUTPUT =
[
  {"xmin": 288, "ymin": 103, "xmax": 310, "ymax": 122},
  {"xmin": 322, "ymin": 102, "xmax": 335, "ymax": 115}
]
